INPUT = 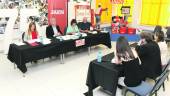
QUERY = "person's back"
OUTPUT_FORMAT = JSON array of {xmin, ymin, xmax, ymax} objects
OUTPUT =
[
  {"xmin": 114, "ymin": 36, "xmax": 143, "ymax": 87},
  {"xmin": 122, "ymin": 57, "xmax": 143, "ymax": 87},
  {"xmin": 136, "ymin": 32, "xmax": 162, "ymax": 79}
]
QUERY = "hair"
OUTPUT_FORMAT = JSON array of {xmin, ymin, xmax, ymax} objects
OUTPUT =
[
  {"xmin": 155, "ymin": 31, "xmax": 164, "ymax": 42},
  {"xmin": 70, "ymin": 19, "xmax": 77, "ymax": 26},
  {"xmin": 28, "ymin": 22, "xmax": 37, "ymax": 35},
  {"xmin": 116, "ymin": 36, "xmax": 135, "ymax": 60},
  {"xmin": 140, "ymin": 32, "xmax": 154, "ymax": 43}
]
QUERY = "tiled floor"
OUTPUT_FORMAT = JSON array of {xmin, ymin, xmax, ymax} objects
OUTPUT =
[{"xmin": 0, "ymin": 42, "xmax": 170, "ymax": 96}]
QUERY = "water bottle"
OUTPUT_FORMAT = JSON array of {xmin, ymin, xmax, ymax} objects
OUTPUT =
[
  {"xmin": 40, "ymin": 36, "xmax": 43, "ymax": 43},
  {"xmin": 97, "ymin": 50, "xmax": 102, "ymax": 63}
]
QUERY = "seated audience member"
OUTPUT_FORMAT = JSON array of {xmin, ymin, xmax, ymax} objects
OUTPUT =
[
  {"xmin": 155, "ymin": 31, "xmax": 168, "ymax": 65},
  {"xmin": 135, "ymin": 32, "xmax": 162, "ymax": 79},
  {"xmin": 46, "ymin": 17, "xmax": 62, "ymax": 38},
  {"xmin": 66, "ymin": 19, "xmax": 79, "ymax": 35},
  {"xmin": 113, "ymin": 36, "xmax": 143, "ymax": 87},
  {"xmin": 24, "ymin": 22, "xmax": 39, "ymax": 41},
  {"xmin": 78, "ymin": 17, "xmax": 91, "ymax": 33}
]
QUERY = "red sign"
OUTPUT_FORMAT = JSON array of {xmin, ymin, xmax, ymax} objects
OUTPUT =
[
  {"xmin": 75, "ymin": 5, "xmax": 91, "ymax": 22},
  {"xmin": 75, "ymin": 39, "xmax": 85, "ymax": 47},
  {"xmin": 112, "ymin": 0, "xmax": 124, "ymax": 4},
  {"xmin": 48, "ymin": 0, "xmax": 68, "ymax": 33}
]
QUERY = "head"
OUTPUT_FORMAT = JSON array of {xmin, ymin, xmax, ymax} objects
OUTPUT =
[
  {"xmin": 140, "ymin": 32, "xmax": 154, "ymax": 43},
  {"xmin": 28, "ymin": 22, "xmax": 37, "ymax": 34},
  {"xmin": 83, "ymin": 17, "xmax": 87, "ymax": 23},
  {"xmin": 155, "ymin": 31, "xmax": 164, "ymax": 42},
  {"xmin": 98, "ymin": 3, "xmax": 101, "ymax": 8},
  {"xmin": 71, "ymin": 19, "xmax": 77, "ymax": 26},
  {"xmin": 116, "ymin": 36, "xmax": 135, "ymax": 60},
  {"xmin": 50, "ymin": 17, "xmax": 56, "ymax": 26}
]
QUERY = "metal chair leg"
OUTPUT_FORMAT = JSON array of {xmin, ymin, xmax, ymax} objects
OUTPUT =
[
  {"xmin": 88, "ymin": 47, "xmax": 91, "ymax": 55},
  {"xmin": 60, "ymin": 54, "xmax": 63, "ymax": 64},
  {"xmin": 163, "ymin": 82, "xmax": 165, "ymax": 91},
  {"xmin": 14, "ymin": 63, "xmax": 16, "ymax": 69},
  {"xmin": 62, "ymin": 54, "xmax": 65, "ymax": 64},
  {"xmin": 124, "ymin": 89, "xmax": 128, "ymax": 96}
]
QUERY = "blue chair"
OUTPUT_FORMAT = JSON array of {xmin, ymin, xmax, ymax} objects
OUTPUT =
[{"xmin": 124, "ymin": 70, "xmax": 170, "ymax": 96}]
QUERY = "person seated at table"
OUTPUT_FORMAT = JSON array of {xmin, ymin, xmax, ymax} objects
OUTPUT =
[
  {"xmin": 135, "ymin": 32, "xmax": 162, "ymax": 80},
  {"xmin": 154, "ymin": 31, "xmax": 168, "ymax": 65},
  {"xmin": 78, "ymin": 17, "xmax": 91, "ymax": 33},
  {"xmin": 46, "ymin": 17, "xmax": 62, "ymax": 38},
  {"xmin": 113, "ymin": 36, "xmax": 144, "ymax": 87},
  {"xmin": 24, "ymin": 22, "xmax": 39, "ymax": 41},
  {"xmin": 66, "ymin": 19, "xmax": 80, "ymax": 35}
]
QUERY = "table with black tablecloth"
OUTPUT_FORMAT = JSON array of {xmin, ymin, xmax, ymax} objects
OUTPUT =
[
  {"xmin": 84, "ymin": 52, "xmax": 124, "ymax": 96},
  {"xmin": 8, "ymin": 32, "xmax": 111, "ymax": 73}
]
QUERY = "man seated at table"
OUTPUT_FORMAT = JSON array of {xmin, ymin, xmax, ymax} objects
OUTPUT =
[
  {"xmin": 46, "ymin": 17, "xmax": 62, "ymax": 38},
  {"xmin": 78, "ymin": 17, "xmax": 91, "ymax": 33}
]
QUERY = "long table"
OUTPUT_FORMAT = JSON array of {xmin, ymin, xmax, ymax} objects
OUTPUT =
[
  {"xmin": 8, "ymin": 32, "xmax": 111, "ymax": 73},
  {"xmin": 84, "ymin": 52, "xmax": 124, "ymax": 96}
]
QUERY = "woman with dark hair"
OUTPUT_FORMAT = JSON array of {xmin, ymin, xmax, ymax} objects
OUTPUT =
[
  {"xmin": 66, "ymin": 19, "xmax": 79, "ymax": 35},
  {"xmin": 113, "ymin": 36, "xmax": 143, "ymax": 87},
  {"xmin": 136, "ymin": 32, "xmax": 162, "ymax": 80},
  {"xmin": 155, "ymin": 31, "xmax": 168, "ymax": 65}
]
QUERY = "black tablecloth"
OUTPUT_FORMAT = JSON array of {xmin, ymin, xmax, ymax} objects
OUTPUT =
[
  {"xmin": 85, "ymin": 52, "xmax": 124, "ymax": 96},
  {"xmin": 8, "ymin": 33, "xmax": 111, "ymax": 73}
]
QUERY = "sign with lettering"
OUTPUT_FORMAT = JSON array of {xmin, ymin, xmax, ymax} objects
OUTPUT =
[{"xmin": 75, "ymin": 39, "xmax": 85, "ymax": 47}]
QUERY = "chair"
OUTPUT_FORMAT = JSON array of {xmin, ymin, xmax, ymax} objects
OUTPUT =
[
  {"xmin": 123, "ymin": 70, "xmax": 170, "ymax": 96},
  {"xmin": 22, "ymin": 32, "xmax": 25, "ymax": 43},
  {"xmin": 63, "ymin": 27, "xmax": 67, "ymax": 35}
]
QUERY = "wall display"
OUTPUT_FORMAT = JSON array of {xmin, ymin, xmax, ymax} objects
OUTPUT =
[
  {"xmin": 75, "ymin": 5, "xmax": 91, "ymax": 22},
  {"xmin": 48, "ymin": 0, "xmax": 68, "ymax": 33},
  {"xmin": 121, "ymin": 6, "xmax": 130, "ymax": 14}
]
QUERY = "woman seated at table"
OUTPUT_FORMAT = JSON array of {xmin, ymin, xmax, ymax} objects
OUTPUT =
[
  {"xmin": 135, "ymin": 32, "xmax": 162, "ymax": 79},
  {"xmin": 24, "ymin": 22, "xmax": 39, "ymax": 41},
  {"xmin": 66, "ymin": 19, "xmax": 80, "ymax": 35},
  {"xmin": 155, "ymin": 31, "xmax": 168, "ymax": 65},
  {"xmin": 113, "ymin": 36, "xmax": 144, "ymax": 87}
]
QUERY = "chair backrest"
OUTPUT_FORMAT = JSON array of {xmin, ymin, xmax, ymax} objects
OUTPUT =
[
  {"xmin": 150, "ymin": 70, "xmax": 170, "ymax": 95},
  {"xmin": 166, "ymin": 27, "xmax": 170, "ymax": 38},
  {"xmin": 22, "ymin": 32, "xmax": 25, "ymax": 42},
  {"xmin": 162, "ymin": 59, "xmax": 170, "ymax": 74},
  {"xmin": 64, "ymin": 27, "xmax": 67, "ymax": 35},
  {"xmin": 154, "ymin": 25, "xmax": 162, "ymax": 33}
]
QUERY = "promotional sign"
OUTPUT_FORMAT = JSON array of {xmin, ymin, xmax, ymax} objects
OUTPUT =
[
  {"xmin": 75, "ymin": 39, "xmax": 85, "ymax": 47},
  {"xmin": 75, "ymin": 5, "xmax": 91, "ymax": 22},
  {"xmin": 48, "ymin": 0, "xmax": 68, "ymax": 33}
]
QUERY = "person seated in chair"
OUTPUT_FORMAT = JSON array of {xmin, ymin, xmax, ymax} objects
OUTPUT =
[
  {"xmin": 78, "ymin": 17, "xmax": 91, "ymax": 33},
  {"xmin": 113, "ymin": 36, "xmax": 144, "ymax": 87},
  {"xmin": 24, "ymin": 22, "xmax": 39, "ymax": 41},
  {"xmin": 46, "ymin": 17, "xmax": 62, "ymax": 38},
  {"xmin": 66, "ymin": 19, "xmax": 80, "ymax": 35},
  {"xmin": 135, "ymin": 32, "xmax": 162, "ymax": 80}
]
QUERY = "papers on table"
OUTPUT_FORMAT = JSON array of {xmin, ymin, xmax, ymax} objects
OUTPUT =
[
  {"xmin": 89, "ymin": 31, "xmax": 98, "ymax": 34},
  {"xmin": 15, "ymin": 42, "xmax": 26, "ymax": 46},
  {"xmin": 56, "ymin": 33, "xmax": 88, "ymax": 40},
  {"xmin": 100, "ymin": 31, "xmax": 108, "ymax": 33},
  {"xmin": 27, "ymin": 38, "xmax": 51, "ymax": 45}
]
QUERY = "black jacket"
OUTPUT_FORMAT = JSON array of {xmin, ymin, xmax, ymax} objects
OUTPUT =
[
  {"xmin": 46, "ymin": 25, "xmax": 62, "ymax": 38},
  {"xmin": 135, "ymin": 41, "xmax": 162, "ymax": 79}
]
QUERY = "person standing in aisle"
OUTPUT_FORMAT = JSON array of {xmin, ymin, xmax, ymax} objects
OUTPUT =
[{"xmin": 95, "ymin": 3, "xmax": 108, "ymax": 29}]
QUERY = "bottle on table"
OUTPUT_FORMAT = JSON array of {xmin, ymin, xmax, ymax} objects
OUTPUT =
[{"xmin": 97, "ymin": 50, "xmax": 102, "ymax": 63}]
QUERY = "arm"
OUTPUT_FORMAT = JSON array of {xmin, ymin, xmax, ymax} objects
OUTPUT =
[
  {"xmin": 57, "ymin": 25, "xmax": 63, "ymax": 35},
  {"xmin": 135, "ymin": 44, "xmax": 149, "ymax": 57}
]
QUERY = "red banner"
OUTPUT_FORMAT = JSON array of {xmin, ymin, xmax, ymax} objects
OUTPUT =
[{"xmin": 48, "ymin": 0, "xmax": 68, "ymax": 33}]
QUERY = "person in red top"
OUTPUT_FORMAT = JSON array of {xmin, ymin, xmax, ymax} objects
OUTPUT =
[
  {"xmin": 95, "ymin": 3, "xmax": 108, "ymax": 29},
  {"xmin": 25, "ymin": 22, "xmax": 39, "ymax": 40}
]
